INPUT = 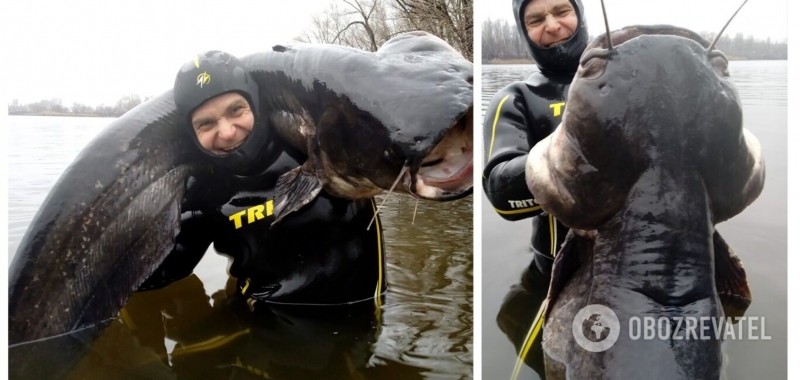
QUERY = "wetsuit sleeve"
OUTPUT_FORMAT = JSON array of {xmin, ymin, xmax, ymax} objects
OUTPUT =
[
  {"xmin": 137, "ymin": 210, "xmax": 215, "ymax": 291},
  {"xmin": 482, "ymin": 84, "xmax": 544, "ymax": 221}
]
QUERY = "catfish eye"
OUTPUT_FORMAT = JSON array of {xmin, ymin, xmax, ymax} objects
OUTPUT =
[{"xmin": 708, "ymin": 50, "xmax": 730, "ymax": 77}]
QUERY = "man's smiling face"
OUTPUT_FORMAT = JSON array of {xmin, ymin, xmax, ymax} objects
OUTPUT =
[
  {"xmin": 191, "ymin": 92, "xmax": 254, "ymax": 156},
  {"xmin": 523, "ymin": 0, "xmax": 578, "ymax": 48}
]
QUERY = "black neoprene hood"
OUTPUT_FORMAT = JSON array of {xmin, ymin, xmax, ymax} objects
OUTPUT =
[
  {"xmin": 512, "ymin": 0, "xmax": 589, "ymax": 76},
  {"xmin": 174, "ymin": 51, "xmax": 270, "ymax": 175}
]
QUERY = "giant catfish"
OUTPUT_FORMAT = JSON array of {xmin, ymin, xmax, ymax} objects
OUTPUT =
[{"xmin": 525, "ymin": 25, "xmax": 764, "ymax": 379}]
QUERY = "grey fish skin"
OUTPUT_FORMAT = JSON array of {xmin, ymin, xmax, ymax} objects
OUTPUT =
[
  {"xmin": 255, "ymin": 32, "xmax": 472, "ymax": 161},
  {"xmin": 8, "ymin": 91, "xmax": 193, "ymax": 345},
  {"xmin": 543, "ymin": 171, "xmax": 721, "ymax": 380},
  {"xmin": 526, "ymin": 26, "xmax": 764, "ymax": 379},
  {"xmin": 241, "ymin": 32, "xmax": 474, "ymax": 222}
]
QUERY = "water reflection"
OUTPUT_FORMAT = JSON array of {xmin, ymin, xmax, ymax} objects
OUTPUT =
[
  {"xmin": 495, "ymin": 264, "xmax": 549, "ymax": 380},
  {"xmin": 64, "ymin": 275, "xmax": 384, "ymax": 380},
  {"xmin": 374, "ymin": 195, "xmax": 473, "ymax": 378}
]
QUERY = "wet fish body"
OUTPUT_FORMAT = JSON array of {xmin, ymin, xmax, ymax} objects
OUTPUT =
[
  {"xmin": 525, "ymin": 26, "xmax": 764, "ymax": 379},
  {"xmin": 8, "ymin": 92, "xmax": 190, "ymax": 345},
  {"xmin": 7, "ymin": 93, "xmax": 191, "ymax": 378}
]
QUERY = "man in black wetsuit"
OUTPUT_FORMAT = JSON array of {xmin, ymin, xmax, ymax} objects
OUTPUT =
[
  {"xmin": 483, "ymin": 0, "xmax": 588, "ymax": 285},
  {"xmin": 138, "ymin": 51, "xmax": 386, "ymax": 308},
  {"xmin": 483, "ymin": 1, "xmax": 587, "ymax": 374}
]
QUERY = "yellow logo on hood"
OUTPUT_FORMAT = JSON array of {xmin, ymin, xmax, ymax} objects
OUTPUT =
[{"xmin": 196, "ymin": 71, "xmax": 211, "ymax": 87}]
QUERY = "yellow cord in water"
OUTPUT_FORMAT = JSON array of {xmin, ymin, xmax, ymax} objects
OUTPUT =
[
  {"xmin": 510, "ymin": 301, "xmax": 546, "ymax": 380},
  {"xmin": 173, "ymin": 329, "xmax": 251, "ymax": 356},
  {"xmin": 370, "ymin": 199, "xmax": 384, "ymax": 309}
]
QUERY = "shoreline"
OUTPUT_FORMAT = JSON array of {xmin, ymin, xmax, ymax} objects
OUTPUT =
[
  {"xmin": 483, "ymin": 57, "xmax": 785, "ymax": 64},
  {"xmin": 9, "ymin": 112, "xmax": 109, "ymax": 117}
]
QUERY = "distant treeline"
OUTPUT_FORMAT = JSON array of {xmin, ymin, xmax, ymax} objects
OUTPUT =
[
  {"xmin": 482, "ymin": 19, "xmax": 788, "ymax": 63},
  {"xmin": 8, "ymin": 94, "xmax": 150, "ymax": 117}
]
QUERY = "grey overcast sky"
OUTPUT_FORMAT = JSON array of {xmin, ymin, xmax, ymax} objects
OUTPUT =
[
  {"xmin": 7, "ymin": 0, "xmax": 333, "ymax": 106},
  {"xmin": 477, "ymin": 0, "xmax": 787, "ymax": 42},
  {"xmin": 6, "ymin": 0, "xmax": 789, "ymax": 106}
]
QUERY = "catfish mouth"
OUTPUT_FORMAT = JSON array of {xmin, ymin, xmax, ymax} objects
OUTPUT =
[
  {"xmin": 577, "ymin": 29, "xmax": 650, "ymax": 80},
  {"xmin": 587, "ymin": 25, "xmax": 716, "ymax": 54},
  {"xmin": 578, "ymin": 48, "xmax": 613, "ymax": 79},
  {"xmin": 404, "ymin": 110, "xmax": 473, "ymax": 201},
  {"xmin": 579, "ymin": 25, "xmax": 719, "ymax": 81}
]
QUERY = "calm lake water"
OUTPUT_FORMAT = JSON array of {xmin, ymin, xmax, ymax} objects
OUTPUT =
[
  {"xmin": 8, "ymin": 115, "xmax": 473, "ymax": 380},
  {"xmin": 481, "ymin": 61, "xmax": 787, "ymax": 380}
]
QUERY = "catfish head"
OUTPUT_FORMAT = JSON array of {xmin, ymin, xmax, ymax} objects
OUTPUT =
[
  {"xmin": 270, "ymin": 32, "xmax": 473, "ymax": 225},
  {"xmin": 527, "ymin": 25, "xmax": 764, "ymax": 230},
  {"xmin": 391, "ymin": 105, "xmax": 473, "ymax": 202},
  {"xmin": 369, "ymin": 31, "xmax": 474, "ymax": 202}
]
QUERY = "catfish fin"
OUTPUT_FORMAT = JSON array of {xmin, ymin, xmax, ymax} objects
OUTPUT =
[
  {"xmin": 271, "ymin": 161, "xmax": 323, "ymax": 227},
  {"xmin": 543, "ymin": 230, "xmax": 594, "ymax": 321},
  {"xmin": 713, "ymin": 229, "xmax": 751, "ymax": 320}
]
